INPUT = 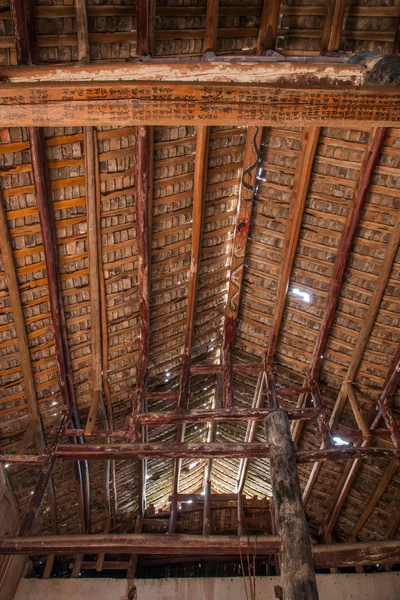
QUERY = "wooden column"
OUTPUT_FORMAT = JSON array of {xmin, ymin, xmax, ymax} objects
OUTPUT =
[{"xmin": 265, "ymin": 411, "xmax": 319, "ymax": 600}]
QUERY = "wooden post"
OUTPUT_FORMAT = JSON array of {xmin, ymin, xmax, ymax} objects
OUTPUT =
[{"xmin": 265, "ymin": 411, "xmax": 319, "ymax": 600}]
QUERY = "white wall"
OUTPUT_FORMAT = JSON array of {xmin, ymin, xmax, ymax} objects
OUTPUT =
[{"xmin": 14, "ymin": 573, "xmax": 400, "ymax": 600}]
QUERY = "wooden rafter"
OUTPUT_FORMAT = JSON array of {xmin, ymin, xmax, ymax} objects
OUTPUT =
[
  {"xmin": 84, "ymin": 127, "xmax": 103, "ymax": 436},
  {"xmin": 178, "ymin": 126, "xmax": 209, "ymax": 410},
  {"xmin": 257, "ymin": 0, "xmax": 281, "ymax": 54},
  {"xmin": 136, "ymin": 0, "xmax": 155, "ymax": 56},
  {"xmin": 322, "ymin": 346, "xmax": 400, "ymax": 537},
  {"xmin": 29, "ymin": 127, "xmax": 91, "ymax": 534},
  {"xmin": 204, "ymin": 0, "xmax": 219, "ymax": 52},
  {"xmin": 0, "ymin": 191, "xmax": 57, "ymax": 535},
  {"xmin": 18, "ymin": 415, "xmax": 68, "ymax": 537},
  {"xmin": 10, "ymin": 0, "xmax": 38, "ymax": 65},
  {"xmin": 309, "ymin": 127, "xmax": 387, "ymax": 380},
  {"xmin": 267, "ymin": 127, "xmax": 320, "ymax": 361},
  {"xmin": 330, "ymin": 208, "xmax": 400, "ymax": 428},
  {"xmin": 74, "ymin": 0, "xmax": 90, "ymax": 63},
  {"xmin": 322, "ymin": 0, "xmax": 347, "ymax": 52},
  {"xmin": 169, "ymin": 126, "xmax": 210, "ymax": 523},
  {"xmin": 223, "ymin": 126, "xmax": 263, "ymax": 409},
  {"xmin": 236, "ymin": 372, "xmax": 267, "ymax": 494},
  {"xmin": 350, "ymin": 460, "xmax": 398, "ymax": 540}
]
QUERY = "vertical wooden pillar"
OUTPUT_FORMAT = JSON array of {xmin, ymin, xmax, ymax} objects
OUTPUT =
[{"xmin": 265, "ymin": 411, "xmax": 319, "ymax": 600}]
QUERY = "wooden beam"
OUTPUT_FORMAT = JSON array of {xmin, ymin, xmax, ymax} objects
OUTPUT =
[
  {"xmin": 309, "ymin": 127, "xmax": 387, "ymax": 380},
  {"xmin": 52, "ymin": 443, "xmax": 400, "ymax": 462},
  {"xmin": 171, "ymin": 126, "xmax": 209, "ymax": 513},
  {"xmin": 330, "ymin": 208, "xmax": 400, "ymax": 427},
  {"xmin": 351, "ymin": 460, "xmax": 398, "ymax": 540},
  {"xmin": 178, "ymin": 126, "xmax": 209, "ymax": 410},
  {"xmin": 322, "ymin": 0, "xmax": 347, "ymax": 52},
  {"xmin": 323, "ymin": 348, "xmax": 400, "ymax": 536},
  {"xmin": 0, "ymin": 534, "xmax": 282, "ymax": 556},
  {"xmin": 136, "ymin": 406, "xmax": 323, "ymax": 425},
  {"xmin": 10, "ymin": 0, "xmax": 38, "ymax": 65},
  {"xmin": 303, "ymin": 200, "xmax": 400, "ymax": 507},
  {"xmin": 74, "ymin": 0, "xmax": 90, "ymax": 63},
  {"xmin": 1, "ymin": 82, "xmax": 399, "ymax": 128},
  {"xmin": 204, "ymin": 0, "xmax": 219, "ymax": 52},
  {"xmin": 236, "ymin": 372, "xmax": 267, "ymax": 494},
  {"xmin": 223, "ymin": 126, "xmax": 263, "ymax": 408},
  {"xmin": 84, "ymin": 127, "xmax": 103, "ymax": 436},
  {"xmin": 257, "ymin": 0, "xmax": 281, "ymax": 54},
  {"xmin": 128, "ymin": 124, "xmax": 151, "ymax": 440},
  {"xmin": 29, "ymin": 127, "xmax": 91, "ymax": 534},
  {"xmin": 0, "ymin": 59, "xmax": 366, "ymax": 85},
  {"xmin": 265, "ymin": 411, "xmax": 318, "ymax": 599},
  {"xmin": 345, "ymin": 383, "xmax": 370, "ymax": 439},
  {"xmin": 3, "ymin": 444, "xmax": 400, "ymax": 465},
  {"xmin": 267, "ymin": 127, "xmax": 320, "ymax": 361},
  {"xmin": 18, "ymin": 416, "xmax": 68, "ymax": 537},
  {"xmin": 136, "ymin": 0, "xmax": 155, "ymax": 56}
]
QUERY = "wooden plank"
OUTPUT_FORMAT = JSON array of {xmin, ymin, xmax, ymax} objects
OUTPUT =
[
  {"xmin": 266, "ymin": 127, "xmax": 320, "ymax": 360},
  {"xmin": 0, "ymin": 87, "xmax": 398, "ymax": 127}
]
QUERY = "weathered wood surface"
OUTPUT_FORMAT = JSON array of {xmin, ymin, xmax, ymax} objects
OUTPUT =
[
  {"xmin": 265, "ymin": 411, "xmax": 318, "ymax": 599},
  {"xmin": 3, "ymin": 444, "xmax": 400, "ymax": 464},
  {"xmin": 223, "ymin": 126, "xmax": 263, "ymax": 408},
  {"xmin": 10, "ymin": 0, "xmax": 38, "ymax": 65},
  {"xmin": 267, "ymin": 127, "xmax": 320, "ymax": 360},
  {"xmin": 0, "ymin": 60, "xmax": 365, "ymax": 84},
  {"xmin": 309, "ymin": 127, "xmax": 387, "ymax": 379},
  {"xmin": 0, "ymin": 534, "xmax": 281, "ymax": 555},
  {"xmin": 0, "ymin": 83, "xmax": 399, "ymax": 126},
  {"xmin": 1, "ymin": 536, "xmax": 400, "ymax": 568}
]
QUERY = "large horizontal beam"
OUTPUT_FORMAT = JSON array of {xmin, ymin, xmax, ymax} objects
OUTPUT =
[
  {"xmin": 1, "ymin": 535, "xmax": 400, "ymax": 568},
  {"xmin": 0, "ymin": 534, "xmax": 281, "ymax": 556},
  {"xmin": 0, "ymin": 59, "xmax": 366, "ymax": 85},
  {"xmin": 0, "ymin": 81, "xmax": 399, "ymax": 127},
  {"xmin": 93, "ymin": 407, "xmax": 324, "ymax": 430},
  {"xmin": 2, "ymin": 444, "xmax": 399, "ymax": 463}
]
